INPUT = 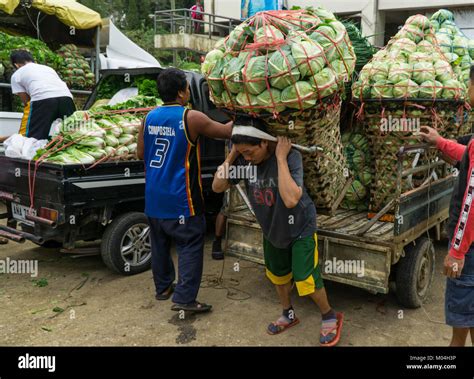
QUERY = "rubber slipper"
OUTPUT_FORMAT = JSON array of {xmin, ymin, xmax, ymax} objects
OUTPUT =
[
  {"xmin": 155, "ymin": 283, "xmax": 175, "ymax": 301},
  {"xmin": 320, "ymin": 312, "xmax": 344, "ymax": 347},
  {"xmin": 171, "ymin": 301, "xmax": 212, "ymax": 313}
]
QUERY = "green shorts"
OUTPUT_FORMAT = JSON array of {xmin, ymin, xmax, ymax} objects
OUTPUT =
[{"xmin": 263, "ymin": 233, "xmax": 324, "ymax": 296}]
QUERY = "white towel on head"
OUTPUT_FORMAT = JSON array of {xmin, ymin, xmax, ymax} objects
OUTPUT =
[{"xmin": 231, "ymin": 125, "xmax": 277, "ymax": 142}]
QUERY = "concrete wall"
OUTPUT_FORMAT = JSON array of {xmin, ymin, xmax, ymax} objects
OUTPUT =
[
  {"xmin": 155, "ymin": 33, "xmax": 220, "ymax": 53},
  {"xmin": 379, "ymin": 0, "xmax": 474, "ymax": 10}
]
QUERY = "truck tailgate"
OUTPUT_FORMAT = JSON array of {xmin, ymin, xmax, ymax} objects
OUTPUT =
[{"xmin": 0, "ymin": 156, "xmax": 145, "ymax": 207}]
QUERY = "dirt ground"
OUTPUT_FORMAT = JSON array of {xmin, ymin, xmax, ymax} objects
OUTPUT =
[{"xmin": 0, "ymin": 207, "xmax": 454, "ymax": 347}]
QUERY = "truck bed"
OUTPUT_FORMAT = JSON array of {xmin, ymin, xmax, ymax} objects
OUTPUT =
[{"xmin": 225, "ymin": 174, "xmax": 455, "ymax": 294}]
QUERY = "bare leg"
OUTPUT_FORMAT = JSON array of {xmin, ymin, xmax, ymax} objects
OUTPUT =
[
  {"xmin": 215, "ymin": 212, "xmax": 226, "ymax": 238},
  {"xmin": 308, "ymin": 287, "xmax": 331, "ymax": 315},
  {"xmin": 450, "ymin": 327, "xmax": 469, "ymax": 347},
  {"xmin": 275, "ymin": 282, "xmax": 293, "ymax": 310}
]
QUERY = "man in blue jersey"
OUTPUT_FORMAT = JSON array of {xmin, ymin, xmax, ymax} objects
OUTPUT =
[{"xmin": 137, "ymin": 68, "xmax": 232, "ymax": 313}]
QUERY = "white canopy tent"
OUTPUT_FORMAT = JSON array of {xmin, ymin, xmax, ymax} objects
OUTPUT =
[{"xmin": 100, "ymin": 21, "xmax": 161, "ymax": 69}]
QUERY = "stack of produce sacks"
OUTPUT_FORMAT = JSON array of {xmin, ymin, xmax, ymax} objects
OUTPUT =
[
  {"xmin": 202, "ymin": 8, "xmax": 356, "ymax": 211},
  {"xmin": 202, "ymin": 8, "xmax": 356, "ymax": 115},
  {"xmin": 0, "ymin": 31, "xmax": 62, "ymax": 78},
  {"xmin": 265, "ymin": 105, "xmax": 348, "ymax": 210},
  {"xmin": 56, "ymin": 44, "xmax": 95, "ymax": 90},
  {"xmin": 430, "ymin": 9, "xmax": 474, "ymax": 87},
  {"xmin": 430, "ymin": 9, "xmax": 474, "ymax": 136},
  {"xmin": 34, "ymin": 96, "xmax": 161, "ymax": 165},
  {"xmin": 341, "ymin": 132, "xmax": 371, "ymax": 211},
  {"xmin": 352, "ymin": 14, "xmax": 470, "ymax": 213}
]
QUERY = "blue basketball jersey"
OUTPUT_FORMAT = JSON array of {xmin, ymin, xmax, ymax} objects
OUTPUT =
[{"xmin": 143, "ymin": 105, "xmax": 203, "ymax": 219}]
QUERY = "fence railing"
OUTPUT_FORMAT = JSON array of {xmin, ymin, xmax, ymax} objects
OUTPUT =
[{"xmin": 154, "ymin": 8, "xmax": 241, "ymax": 39}]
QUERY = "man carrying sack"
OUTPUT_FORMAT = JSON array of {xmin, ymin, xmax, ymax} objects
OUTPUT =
[{"xmin": 212, "ymin": 116, "xmax": 343, "ymax": 346}]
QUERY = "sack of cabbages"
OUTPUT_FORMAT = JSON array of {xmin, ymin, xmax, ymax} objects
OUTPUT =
[{"xmin": 202, "ymin": 8, "xmax": 356, "ymax": 117}]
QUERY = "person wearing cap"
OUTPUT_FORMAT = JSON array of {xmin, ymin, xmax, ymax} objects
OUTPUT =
[{"xmin": 212, "ymin": 116, "xmax": 343, "ymax": 346}]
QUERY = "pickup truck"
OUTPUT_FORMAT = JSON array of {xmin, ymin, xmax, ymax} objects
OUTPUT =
[{"xmin": 0, "ymin": 67, "xmax": 230, "ymax": 275}]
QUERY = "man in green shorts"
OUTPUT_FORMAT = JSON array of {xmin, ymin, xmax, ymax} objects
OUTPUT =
[{"xmin": 212, "ymin": 117, "xmax": 343, "ymax": 346}]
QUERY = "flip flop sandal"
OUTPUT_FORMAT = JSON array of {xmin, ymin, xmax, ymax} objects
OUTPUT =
[
  {"xmin": 320, "ymin": 312, "xmax": 344, "ymax": 347},
  {"xmin": 155, "ymin": 283, "xmax": 175, "ymax": 301},
  {"xmin": 267, "ymin": 316, "xmax": 300, "ymax": 335},
  {"xmin": 171, "ymin": 301, "xmax": 212, "ymax": 313}
]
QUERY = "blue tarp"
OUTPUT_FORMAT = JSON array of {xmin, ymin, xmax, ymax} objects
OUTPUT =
[{"xmin": 241, "ymin": 0, "xmax": 282, "ymax": 19}]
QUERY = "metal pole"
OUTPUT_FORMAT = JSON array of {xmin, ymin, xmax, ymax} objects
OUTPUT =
[
  {"xmin": 171, "ymin": 0, "xmax": 177, "ymax": 67},
  {"xmin": 95, "ymin": 25, "xmax": 100, "ymax": 83}
]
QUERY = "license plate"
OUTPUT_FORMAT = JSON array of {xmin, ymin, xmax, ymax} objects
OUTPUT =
[{"xmin": 11, "ymin": 203, "xmax": 36, "ymax": 225}]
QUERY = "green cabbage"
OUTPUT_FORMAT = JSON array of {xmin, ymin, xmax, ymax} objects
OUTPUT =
[
  {"xmin": 416, "ymin": 40, "xmax": 433, "ymax": 53},
  {"xmin": 116, "ymin": 146, "xmax": 130, "ymax": 156},
  {"xmin": 225, "ymin": 23, "xmax": 250, "ymax": 51},
  {"xmin": 119, "ymin": 134, "xmax": 135, "ymax": 146},
  {"xmin": 281, "ymin": 81, "xmax": 316, "ymax": 109},
  {"xmin": 370, "ymin": 61, "xmax": 390, "ymax": 82},
  {"xmin": 256, "ymin": 88, "xmax": 286, "ymax": 113},
  {"xmin": 291, "ymin": 38, "xmax": 325, "ymax": 78},
  {"xmin": 236, "ymin": 92, "xmax": 260, "ymax": 112},
  {"xmin": 254, "ymin": 25, "xmax": 284, "ymax": 45},
  {"xmin": 434, "ymin": 60, "xmax": 452, "ymax": 82},
  {"xmin": 105, "ymin": 134, "xmax": 119, "ymax": 147},
  {"xmin": 243, "ymin": 55, "xmax": 268, "ymax": 95},
  {"xmin": 313, "ymin": 7, "xmax": 336, "ymax": 22},
  {"xmin": 452, "ymin": 36, "xmax": 468, "ymax": 56},
  {"xmin": 268, "ymin": 48, "xmax": 301, "ymax": 90},
  {"xmin": 412, "ymin": 61, "xmax": 435, "ymax": 84},
  {"xmin": 371, "ymin": 80, "xmax": 394, "ymax": 98},
  {"xmin": 345, "ymin": 180, "xmax": 367, "ymax": 203},
  {"xmin": 418, "ymin": 80, "xmax": 443, "ymax": 98},
  {"xmin": 223, "ymin": 56, "xmax": 245, "ymax": 94},
  {"xmin": 393, "ymin": 79, "xmax": 419, "ymax": 98},
  {"xmin": 441, "ymin": 79, "xmax": 463, "ymax": 98},
  {"xmin": 388, "ymin": 62, "xmax": 411, "ymax": 83},
  {"xmin": 390, "ymin": 38, "xmax": 417, "ymax": 54},
  {"xmin": 309, "ymin": 67, "xmax": 338, "ymax": 98},
  {"xmin": 431, "ymin": 9, "xmax": 455, "ymax": 24},
  {"xmin": 201, "ymin": 49, "xmax": 225, "ymax": 75},
  {"xmin": 76, "ymin": 136, "xmax": 106, "ymax": 148},
  {"xmin": 468, "ymin": 39, "xmax": 474, "ymax": 59},
  {"xmin": 78, "ymin": 147, "xmax": 107, "ymax": 160},
  {"xmin": 406, "ymin": 15, "xmax": 431, "ymax": 31}
]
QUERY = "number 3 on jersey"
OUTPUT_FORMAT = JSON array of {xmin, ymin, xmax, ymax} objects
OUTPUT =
[{"xmin": 150, "ymin": 138, "xmax": 170, "ymax": 168}]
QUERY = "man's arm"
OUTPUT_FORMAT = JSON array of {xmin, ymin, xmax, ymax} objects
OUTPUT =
[
  {"xmin": 436, "ymin": 137, "xmax": 466, "ymax": 163},
  {"xmin": 276, "ymin": 137, "xmax": 303, "ymax": 209},
  {"xmin": 212, "ymin": 145, "xmax": 240, "ymax": 193},
  {"xmin": 420, "ymin": 126, "xmax": 466, "ymax": 162},
  {"xmin": 16, "ymin": 92, "xmax": 30, "ymax": 106},
  {"xmin": 137, "ymin": 119, "xmax": 145, "ymax": 160},
  {"xmin": 187, "ymin": 110, "xmax": 232, "ymax": 141},
  {"xmin": 449, "ymin": 141, "xmax": 474, "ymax": 260}
]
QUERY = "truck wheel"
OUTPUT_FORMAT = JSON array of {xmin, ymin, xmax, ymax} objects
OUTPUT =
[
  {"xmin": 395, "ymin": 237, "xmax": 435, "ymax": 309},
  {"xmin": 101, "ymin": 212, "xmax": 152, "ymax": 275}
]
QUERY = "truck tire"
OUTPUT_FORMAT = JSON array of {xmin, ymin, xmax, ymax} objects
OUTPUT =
[
  {"xmin": 395, "ymin": 237, "xmax": 435, "ymax": 309},
  {"xmin": 101, "ymin": 212, "xmax": 152, "ymax": 275}
]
